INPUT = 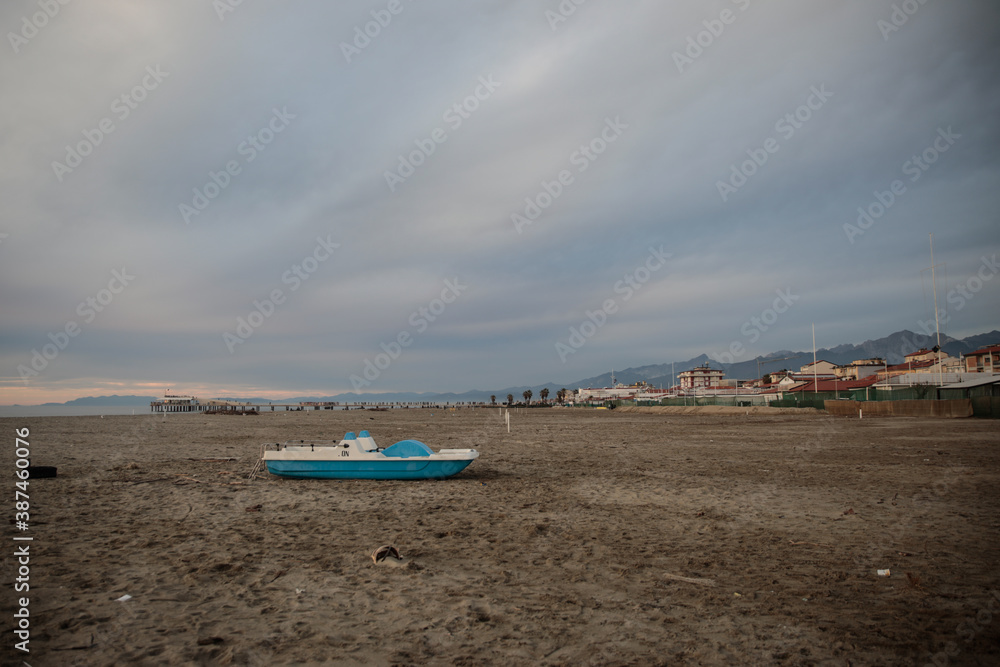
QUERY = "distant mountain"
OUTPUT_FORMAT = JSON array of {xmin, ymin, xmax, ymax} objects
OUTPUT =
[
  {"xmin": 953, "ymin": 330, "xmax": 1000, "ymax": 353},
  {"xmin": 15, "ymin": 328, "xmax": 998, "ymax": 407},
  {"xmin": 41, "ymin": 395, "xmax": 159, "ymax": 406},
  {"xmin": 589, "ymin": 329, "xmax": 999, "ymax": 384},
  {"xmin": 787, "ymin": 329, "xmax": 997, "ymax": 368}
]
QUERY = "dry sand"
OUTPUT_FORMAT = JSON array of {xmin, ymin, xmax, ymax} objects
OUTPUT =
[{"xmin": 2, "ymin": 407, "xmax": 999, "ymax": 666}]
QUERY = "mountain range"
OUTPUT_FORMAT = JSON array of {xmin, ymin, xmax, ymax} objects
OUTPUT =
[{"xmin": 24, "ymin": 328, "xmax": 999, "ymax": 406}]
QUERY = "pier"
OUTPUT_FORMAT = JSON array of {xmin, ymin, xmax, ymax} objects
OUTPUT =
[{"xmin": 149, "ymin": 395, "xmax": 485, "ymax": 413}]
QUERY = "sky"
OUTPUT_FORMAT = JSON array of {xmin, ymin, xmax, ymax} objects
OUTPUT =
[{"xmin": 2, "ymin": 0, "xmax": 999, "ymax": 404}]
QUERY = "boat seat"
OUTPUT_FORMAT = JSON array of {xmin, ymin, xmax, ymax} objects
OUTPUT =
[{"xmin": 356, "ymin": 430, "xmax": 379, "ymax": 452}]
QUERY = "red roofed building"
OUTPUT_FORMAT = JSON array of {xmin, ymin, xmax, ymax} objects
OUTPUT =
[
  {"xmin": 905, "ymin": 348, "xmax": 946, "ymax": 363},
  {"xmin": 965, "ymin": 345, "xmax": 1000, "ymax": 373},
  {"xmin": 884, "ymin": 359, "xmax": 936, "ymax": 375}
]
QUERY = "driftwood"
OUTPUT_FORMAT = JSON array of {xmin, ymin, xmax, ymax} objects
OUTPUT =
[
  {"xmin": 661, "ymin": 572, "xmax": 716, "ymax": 586},
  {"xmin": 788, "ymin": 539, "xmax": 834, "ymax": 548}
]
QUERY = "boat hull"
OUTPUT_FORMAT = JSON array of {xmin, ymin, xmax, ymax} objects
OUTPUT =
[{"xmin": 264, "ymin": 457, "xmax": 475, "ymax": 480}]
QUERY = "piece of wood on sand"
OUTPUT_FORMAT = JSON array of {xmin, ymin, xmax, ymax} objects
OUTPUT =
[{"xmin": 661, "ymin": 572, "xmax": 716, "ymax": 586}]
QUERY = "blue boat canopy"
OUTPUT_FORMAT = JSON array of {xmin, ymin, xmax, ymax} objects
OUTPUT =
[{"xmin": 381, "ymin": 439, "xmax": 434, "ymax": 458}]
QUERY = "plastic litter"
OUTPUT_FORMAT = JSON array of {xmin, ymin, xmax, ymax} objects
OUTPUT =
[{"xmin": 370, "ymin": 544, "xmax": 402, "ymax": 564}]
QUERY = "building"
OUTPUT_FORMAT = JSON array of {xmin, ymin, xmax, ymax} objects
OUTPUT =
[
  {"xmin": 905, "ymin": 348, "xmax": 946, "ymax": 363},
  {"xmin": 786, "ymin": 375, "xmax": 880, "ymax": 394},
  {"xmin": 914, "ymin": 355, "xmax": 962, "ymax": 375},
  {"xmin": 575, "ymin": 382, "xmax": 653, "ymax": 403},
  {"xmin": 835, "ymin": 358, "xmax": 886, "ymax": 380},
  {"xmin": 965, "ymin": 345, "xmax": 1000, "ymax": 373},
  {"xmin": 678, "ymin": 365, "xmax": 724, "ymax": 389},
  {"xmin": 763, "ymin": 369, "xmax": 792, "ymax": 383},
  {"xmin": 799, "ymin": 360, "xmax": 839, "ymax": 375},
  {"xmin": 938, "ymin": 375, "xmax": 1000, "ymax": 418}
]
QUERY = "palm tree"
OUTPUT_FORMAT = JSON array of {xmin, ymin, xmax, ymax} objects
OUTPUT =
[
  {"xmin": 490, "ymin": 395, "xmax": 496, "ymax": 405},
  {"xmin": 539, "ymin": 388, "xmax": 549, "ymax": 403},
  {"xmin": 557, "ymin": 388, "xmax": 567, "ymax": 403},
  {"xmin": 523, "ymin": 389, "xmax": 532, "ymax": 405},
  {"xmin": 506, "ymin": 394, "xmax": 513, "ymax": 406}
]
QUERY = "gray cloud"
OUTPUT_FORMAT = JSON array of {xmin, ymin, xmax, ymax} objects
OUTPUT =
[{"xmin": 2, "ymin": 0, "xmax": 999, "ymax": 401}]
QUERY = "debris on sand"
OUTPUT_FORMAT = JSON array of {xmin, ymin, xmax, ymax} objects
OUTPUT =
[{"xmin": 371, "ymin": 544, "xmax": 402, "ymax": 564}]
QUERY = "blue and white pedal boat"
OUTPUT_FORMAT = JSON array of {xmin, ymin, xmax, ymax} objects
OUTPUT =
[{"xmin": 261, "ymin": 430, "xmax": 479, "ymax": 480}]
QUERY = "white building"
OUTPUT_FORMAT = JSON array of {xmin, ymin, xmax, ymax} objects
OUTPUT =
[{"xmin": 678, "ymin": 365, "xmax": 724, "ymax": 390}]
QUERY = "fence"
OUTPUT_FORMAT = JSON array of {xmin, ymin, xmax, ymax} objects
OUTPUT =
[
  {"xmin": 639, "ymin": 384, "xmax": 998, "ymax": 418},
  {"xmin": 824, "ymin": 399, "xmax": 973, "ymax": 418},
  {"xmin": 657, "ymin": 396, "xmax": 766, "ymax": 408},
  {"xmin": 970, "ymin": 397, "xmax": 1000, "ymax": 418}
]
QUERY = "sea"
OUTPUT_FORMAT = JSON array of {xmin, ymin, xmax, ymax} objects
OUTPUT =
[
  {"xmin": 0, "ymin": 404, "xmax": 393, "ymax": 418},
  {"xmin": 0, "ymin": 405, "xmax": 162, "ymax": 419}
]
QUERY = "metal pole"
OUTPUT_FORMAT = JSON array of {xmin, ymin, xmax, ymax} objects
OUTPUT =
[
  {"xmin": 930, "ymin": 233, "xmax": 943, "ymax": 391},
  {"xmin": 812, "ymin": 323, "xmax": 818, "ymax": 394}
]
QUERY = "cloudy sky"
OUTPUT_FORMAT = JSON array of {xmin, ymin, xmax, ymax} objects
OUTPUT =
[{"xmin": 2, "ymin": 0, "xmax": 998, "ymax": 403}]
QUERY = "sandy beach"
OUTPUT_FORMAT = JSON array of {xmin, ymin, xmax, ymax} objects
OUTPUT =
[{"xmin": 3, "ymin": 407, "xmax": 999, "ymax": 666}]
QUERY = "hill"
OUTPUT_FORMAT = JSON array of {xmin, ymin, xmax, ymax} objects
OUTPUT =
[{"xmin": 16, "ymin": 328, "xmax": 999, "ymax": 406}]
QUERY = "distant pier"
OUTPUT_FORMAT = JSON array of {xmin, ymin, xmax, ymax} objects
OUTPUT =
[{"xmin": 150, "ymin": 395, "xmax": 485, "ymax": 413}]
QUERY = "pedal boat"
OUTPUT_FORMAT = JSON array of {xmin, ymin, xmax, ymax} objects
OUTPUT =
[{"xmin": 261, "ymin": 431, "xmax": 478, "ymax": 480}]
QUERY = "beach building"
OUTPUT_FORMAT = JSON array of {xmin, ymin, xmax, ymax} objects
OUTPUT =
[
  {"xmin": 938, "ymin": 374, "xmax": 1000, "ymax": 418},
  {"xmin": 965, "ymin": 345, "xmax": 1000, "ymax": 373},
  {"xmin": 678, "ymin": 365, "xmax": 724, "ymax": 390},
  {"xmin": 786, "ymin": 360, "xmax": 838, "ymax": 384},
  {"xmin": 575, "ymin": 381, "xmax": 673, "ymax": 403},
  {"xmin": 905, "ymin": 348, "xmax": 946, "ymax": 363},
  {"xmin": 881, "ymin": 359, "xmax": 936, "ymax": 378},
  {"xmin": 799, "ymin": 360, "xmax": 838, "ymax": 375},
  {"xmin": 835, "ymin": 358, "xmax": 886, "ymax": 380},
  {"xmin": 784, "ymin": 375, "xmax": 880, "ymax": 395},
  {"xmin": 914, "ymin": 355, "xmax": 962, "ymax": 375},
  {"xmin": 764, "ymin": 369, "xmax": 792, "ymax": 383},
  {"xmin": 575, "ymin": 386, "xmax": 637, "ymax": 402}
]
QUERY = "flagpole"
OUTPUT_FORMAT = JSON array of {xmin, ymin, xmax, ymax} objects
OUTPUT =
[
  {"xmin": 930, "ymin": 233, "xmax": 943, "ymax": 389},
  {"xmin": 812, "ymin": 323, "xmax": 818, "ymax": 394}
]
